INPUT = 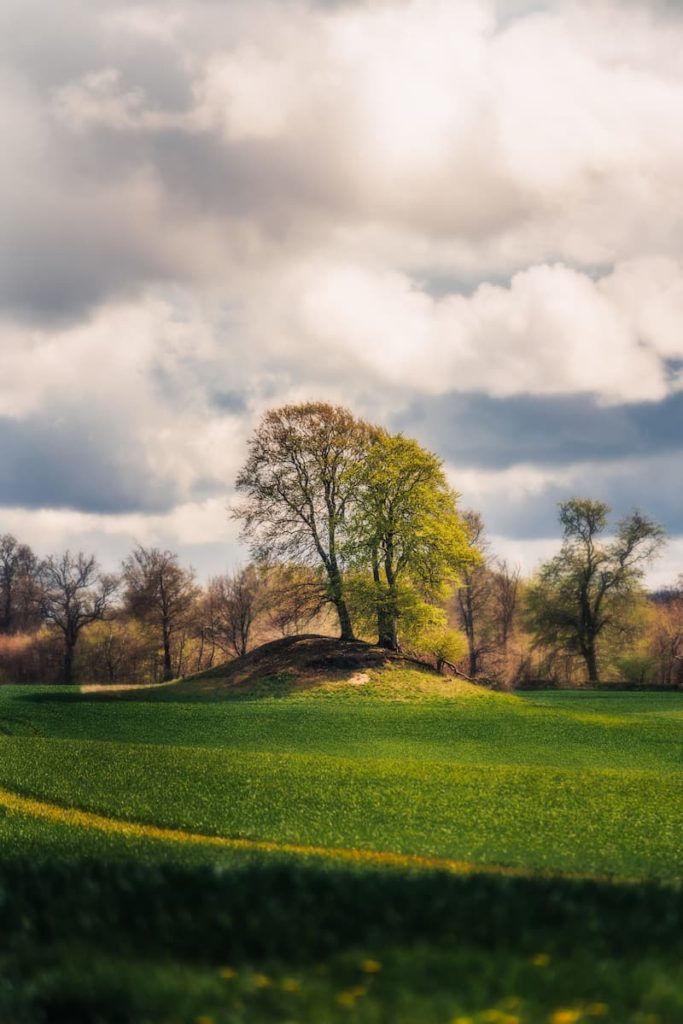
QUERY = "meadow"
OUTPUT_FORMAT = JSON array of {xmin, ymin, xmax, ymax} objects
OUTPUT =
[{"xmin": 0, "ymin": 666, "xmax": 681, "ymax": 1023}]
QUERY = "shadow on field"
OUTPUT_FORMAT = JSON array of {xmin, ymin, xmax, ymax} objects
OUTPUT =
[
  {"xmin": 2, "ymin": 857, "xmax": 682, "ymax": 1022},
  {"xmin": 2, "ymin": 857, "xmax": 681, "ymax": 962}
]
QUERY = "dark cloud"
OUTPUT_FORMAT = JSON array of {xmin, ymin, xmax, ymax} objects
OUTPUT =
[
  {"xmin": 0, "ymin": 413, "xmax": 179, "ymax": 514},
  {"xmin": 451, "ymin": 455, "xmax": 683, "ymax": 541},
  {"xmin": 396, "ymin": 391, "xmax": 683, "ymax": 471},
  {"xmin": 0, "ymin": 204, "xmax": 175, "ymax": 326},
  {"xmin": 395, "ymin": 392, "xmax": 683, "ymax": 539}
]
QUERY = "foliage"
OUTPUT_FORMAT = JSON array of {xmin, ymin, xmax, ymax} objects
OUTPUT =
[
  {"xmin": 77, "ymin": 617, "xmax": 155, "ymax": 685},
  {"xmin": 345, "ymin": 431, "xmax": 475, "ymax": 649},
  {"xmin": 418, "ymin": 623, "xmax": 468, "ymax": 671}
]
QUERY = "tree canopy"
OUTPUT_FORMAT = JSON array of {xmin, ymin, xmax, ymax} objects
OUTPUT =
[{"xmin": 345, "ymin": 431, "xmax": 474, "ymax": 649}]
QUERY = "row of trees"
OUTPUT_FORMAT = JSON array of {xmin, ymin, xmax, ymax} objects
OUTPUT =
[
  {"xmin": 0, "ymin": 542, "xmax": 325, "ymax": 685},
  {"xmin": 447, "ymin": 500, "xmax": 677, "ymax": 687},
  {"xmin": 0, "ymin": 402, "xmax": 677, "ymax": 687},
  {"xmin": 0, "ymin": 517, "xmax": 678, "ymax": 688}
]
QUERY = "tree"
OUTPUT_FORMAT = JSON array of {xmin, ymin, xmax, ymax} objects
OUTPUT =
[
  {"xmin": 122, "ymin": 547, "xmax": 197, "ymax": 681},
  {"xmin": 0, "ymin": 534, "xmax": 39, "ymax": 634},
  {"xmin": 205, "ymin": 566, "xmax": 267, "ymax": 659},
  {"xmin": 453, "ymin": 511, "xmax": 494, "ymax": 676},
  {"xmin": 234, "ymin": 403, "xmax": 370, "ymax": 640},
  {"xmin": 346, "ymin": 432, "xmax": 474, "ymax": 650},
  {"xmin": 647, "ymin": 578, "xmax": 683, "ymax": 688},
  {"xmin": 491, "ymin": 558, "xmax": 521, "ymax": 650},
  {"xmin": 526, "ymin": 499, "xmax": 665, "ymax": 683},
  {"xmin": 39, "ymin": 551, "xmax": 119, "ymax": 684}
]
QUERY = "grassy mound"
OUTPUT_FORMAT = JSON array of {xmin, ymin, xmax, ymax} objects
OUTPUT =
[{"xmin": 154, "ymin": 633, "xmax": 488, "ymax": 701}]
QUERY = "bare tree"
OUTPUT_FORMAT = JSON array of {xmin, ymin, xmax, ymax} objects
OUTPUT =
[
  {"xmin": 263, "ymin": 564, "xmax": 327, "ymax": 637},
  {"xmin": 234, "ymin": 403, "xmax": 370, "ymax": 641},
  {"xmin": 204, "ymin": 566, "xmax": 268, "ymax": 659},
  {"xmin": 0, "ymin": 534, "xmax": 39, "ymax": 633},
  {"xmin": 39, "ymin": 551, "xmax": 119, "ymax": 684},
  {"xmin": 122, "ymin": 546, "xmax": 197, "ymax": 681},
  {"xmin": 649, "ymin": 577, "xmax": 683, "ymax": 688},
  {"xmin": 491, "ymin": 559, "xmax": 521, "ymax": 649},
  {"xmin": 453, "ymin": 511, "xmax": 493, "ymax": 676}
]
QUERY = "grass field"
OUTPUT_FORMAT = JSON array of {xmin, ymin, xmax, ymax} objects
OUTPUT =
[{"xmin": 0, "ymin": 652, "xmax": 681, "ymax": 1023}]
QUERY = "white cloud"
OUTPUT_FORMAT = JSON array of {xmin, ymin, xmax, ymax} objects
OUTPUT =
[
  {"xmin": 1, "ymin": 0, "xmax": 682, "ymax": 571},
  {"xmin": 275, "ymin": 258, "xmax": 677, "ymax": 403}
]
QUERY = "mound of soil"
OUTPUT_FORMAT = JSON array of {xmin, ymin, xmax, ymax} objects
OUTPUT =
[{"xmin": 168, "ymin": 634, "xmax": 428, "ymax": 698}]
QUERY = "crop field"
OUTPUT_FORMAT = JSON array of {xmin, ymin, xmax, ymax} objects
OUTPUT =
[{"xmin": 0, "ymin": 672, "xmax": 681, "ymax": 1023}]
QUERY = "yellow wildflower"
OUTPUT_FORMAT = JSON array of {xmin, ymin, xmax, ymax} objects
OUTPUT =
[
  {"xmin": 281, "ymin": 978, "xmax": 301, "ymax": 993},
  {"xmin": 481, "ymin": 1011, "xmax": 506, "ymax": 1023},
  {"xmin": 349, "ymin": 984, "xmax": 367, "ymax": 998},
  {"xmin": 336, "ymin": 991, "xmax": 356, "ymax": 1008},
  {"xmin": 251, "ymin": 973, "xmax": 271, "ymax": 989},
  {"xmin": 451, "ymin": 1017, "xmax": 474, "ymax": 1024},
  {"xmin": 550, "ymin": 1010, "xmax": 582, "ymax": 1024},
  {"xmin": 532, "ymin": 953, "xmax": 552, "ymax": 967},
  {"xmin": 218, "ymin": 966, "xmax": 237, "ymax": 980},
  {"xmin": 361, "ymin": 958, "xmax": 382, "ymax": 974},
  {"xmin": 195, "ymin": 1018, "xmax": 215, "ymax": 1024},
  {"xmin": 587, "ymin": 1005, "xmax": 608, "ymax": 1017}
]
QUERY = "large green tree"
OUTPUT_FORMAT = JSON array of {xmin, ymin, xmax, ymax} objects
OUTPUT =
[
  {"xmin": 526, "ymin": 499, "xmax": 665, "ymax": 683},
  {"xmin": 234, "ymin": 403, "xmax": 370, "ymax": 641},
  {"xmin": 345, "ymin": 432, "xmax": 474, "ymax": 650}
]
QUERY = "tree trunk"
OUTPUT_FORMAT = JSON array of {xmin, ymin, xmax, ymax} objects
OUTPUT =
[
  {"xmin": 328, "ymin": 567, "xmax": 354, "ymax": 641},
  {"xmin": 378, "ymin": 614, "xmax": 398, "ymax": 651},
  {"xmin": 62, "ymin": 641, "xmax": 75, "ymax": 685},
  {"xmin": 585, "ymin": 643, "xmax": 599, "ymax": 684},
  {"xmin": 162, "ymin": 622, "xmax": 173, "ymax": 681},
  {"xmin": 468, "ymin": 643, "xmax": 478, "ymax": 678},
  {"xmin": 336, "ymin": 598, "xmax": 355, "ymax": 642}
]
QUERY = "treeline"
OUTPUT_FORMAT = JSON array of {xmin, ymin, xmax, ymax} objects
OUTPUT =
[
  {"xmin": 0, "ymin": 541, "xmax": 328, "ymax": 686},
  {"xmin": 0, "ymin": 531, "xmax": 680, "ymax": 689},
  {"xmin": 0, "ymin": 402, "xmax": 680, "ymax": 688}
]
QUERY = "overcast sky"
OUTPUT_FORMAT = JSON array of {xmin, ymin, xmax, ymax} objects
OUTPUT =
[{"xmin": 1, "ymin": 0, "xmax": 682, "ymax": 584}]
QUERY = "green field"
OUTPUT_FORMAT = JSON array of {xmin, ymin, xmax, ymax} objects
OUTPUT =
[{"xmin": 0, "ymin": 669, "xmax": 682, "ymax": 1023}]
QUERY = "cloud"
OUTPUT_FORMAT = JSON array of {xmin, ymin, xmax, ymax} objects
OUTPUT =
[
  {"xmin": 3, "ymin": 0, "xmax": 683, "ymax": 325},
  {"xmin": 277, "ymin": 258, "xmax": 681, "ymax": 403},
  {"xmin": 396, "ymin": 391, "xmax": 683, "ymax": 470},
  {"xmin": 447, "ymin": 450, "xmax": 683, "ymax": 540},
  {"xmin": 0, "ymin": 0, "xmax": 681, "ymax": 574}
]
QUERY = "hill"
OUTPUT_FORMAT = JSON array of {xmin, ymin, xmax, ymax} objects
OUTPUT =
[{"xmin": 154, "ymin": 633, "xmax": 489, "ymax": 701}]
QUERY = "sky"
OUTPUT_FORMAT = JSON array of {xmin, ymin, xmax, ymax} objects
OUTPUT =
[{"xmin": 1, "ymin": 0, "xmax": 682, "ymax": 586}]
